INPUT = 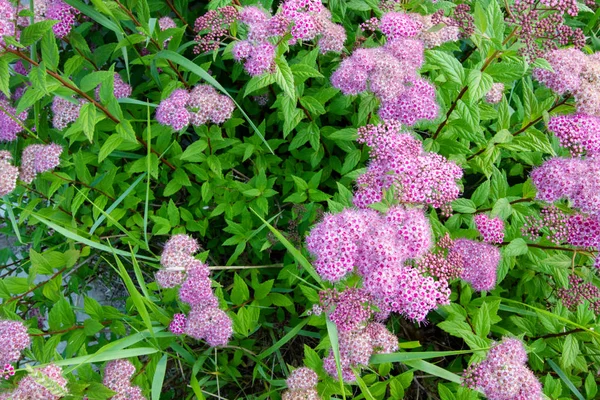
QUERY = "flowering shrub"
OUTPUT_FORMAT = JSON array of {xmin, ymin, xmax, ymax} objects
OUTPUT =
[{"xmin": 0, "ymin": 0, "xmax": 600, "ymax": 398}]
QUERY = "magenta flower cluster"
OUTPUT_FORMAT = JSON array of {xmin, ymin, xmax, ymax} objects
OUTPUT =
[
  {"xmin": 531, "ymin": 157, "xmax": 600, "ymax": 216},
  {"xmin": 534, "ymin": 49, "xmax": 600, "ymax": 116},
  {"xmin": 449, "ymin": 239, "xmax": 501, "ymax": 292},
  {"xmin": 282, "ymin": 367, "xmax": 319, "ymax": 400},
  {"xmin": 193, "ymin": 6, "xmax": 237, "ymax": 54},
  {"xmin": 557, "ymin": 274, "xmax": 600, "ymax": 314},
  {"xmin": 474, "ymin": 214, "xmax": 505, "ymax": 244},
  {"xmin": 523, "ymin": 206, "xmax": 600, "ymax": 249},
  {"xmin": 1, "ymin": 364, "xmax": 69, "ymax": 400},
  {"xmin": 51, "ymin": 97, "xmax": 82, "ymax": 130},
  {"xmin": 353, "ymin": 121, "xmax": 463, "ymax": 212},
  {"xmin": 331, "ymin": 23, "xmax": 440, "ymax": 125},
  {"xmin": 548, "ymin": 113, "xmax": 600, "ymax": 157},
  {"xmin": 103, "ymin": 359, "xmax": 146, "ymax": 400},
  {"xmin": 0, "ymin": 151, "xmax": 19, "ymax": 196},
  {"xmin": 306, "ymin": 206, "xmax": 451, "ymax": 323},
  {"xmin": 19, "ymin": 143, "xmax": 63, "ymax": 184},
  {"xmin": 155, "ymin": 85, "xmax": 235, "ymax": 131},
  {"xmin": 463, "ymin": 338, "xmax": 543, "ymax": 400},
  {"xmin": 157, "ymin": 234, "xmax": 233, "ymax": 347},
  {"xmin": 0, "ymin": 93, "xmax": 28, "ymax": 142},
  {"xmin": 45, "ymin": 0, "xmax": 80, "ymax": 38},
  {"xmin": 0, "ymin": 0, "xmax": 17, "ymax": 47}
]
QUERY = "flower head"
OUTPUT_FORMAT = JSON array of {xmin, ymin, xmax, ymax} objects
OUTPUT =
[
  {"xmin": 485, "ymin": 83, "xmax": 504, "ymax": 104},
  {"xmin": 0, "ymin": 151, "xmax": 18, "ymax": 196},
  {"xmin": 474, "ymin": 214, "xmax": 505, "ymax": 244},
  {"xmin": 449, "ymin": 239, "xmax": 500, "ymax": 291},
  {"xmin": 19, "ymin": 143, "xmax": 63, "ymax": 184},
  {"xmin": 0, "ymin": 93, "xmax": 28, "ymax": 142},
  {"xmin": 0, "ymin": 320, "xmax": 30, "ymax": 366},
  {"xmin": 51, "ymin": 97, "xmax": 81, "ymax": 130},
  {"xmin": 9, "ymin": 364, "xmax": 68, "ymax": 400}
]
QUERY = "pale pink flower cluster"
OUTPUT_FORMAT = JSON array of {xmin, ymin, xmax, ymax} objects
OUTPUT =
[
  {"xmin": 485, "ymin": 83, "xmax": 505, "ymax": 104},
  {"xmin": 463, "ymin": 338, "xmax": 543, "ymax": 400},
  {"xmin": 19, "ymin": 143, "xmax": 63, "ymax": 184},
  {"xmin": 0, "ymin": 93, "xmax": 28, "ymax": 142},
  {"xmin": 306, "ymin": 206, "xmax": 451, "ymax": 322},
  {"xmin": 51, "ymin": 97, "xmax": 82, "ymax": 130},
  {"xmin": 353, "ymin": 122, "xmax": 463, "ymax": 211},
  {"xmin": 158, "ymin": 16, "xmax": 176, "ymax": 47},
  {"xmin": 0, "ymin": 320, "xmax": 30, "ymax": 366},
  {"xmin": 0, "ymin": 0, "xmax": 17, "ymax": 47},
  {"xmin": 449, "ymin": 239, "xmax": 500, "ymax": 292},
  {"xmin": 1, "ymin": 364, "xmax": 69, "ymax": 400},
  {"xmin": 155, "ymin": 85, "xmax": 234, "ymax": 130},
  {"xmin": 282, "ymin": 367, "xmax": 320, "ymax": 400},
  {"xmin": 103, "ymin": 359, "xmax": 146, "ymax": 400},
  {"xmin": 410, "ymin": 13, "xmax": 460, "ymax": 49},
  {"xmin": 474, "ymin": 214, "xmax": 505, "ymax": 244},
  {"xmin": 95, "ymin": 73, "xmax": 132, "ymax": 101},
  {"xmin": 157, "ymin": 234, "xmax": 233, "ymax": 347},
  {"xmin": 331, "ymin": 37, "xmax": 438, "ymax": 125},
  {"xmin": 534, "ymin": 49, "xmax": 600, "ymax": 116},
  {"xmin": 0, "ymin": 151, "xmax": 19, "ymax": 196},
  {"xmin": 547, "ymin": 113, "xmax": 600, "ymax": 157},
  {"xmin": 531, "ymin": 157, "xmax": 600, "ymax": 216}
]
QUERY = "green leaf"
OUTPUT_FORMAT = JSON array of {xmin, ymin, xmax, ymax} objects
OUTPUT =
[
  {"xmin": 326, "ymin": 317, "xmax": 347, "ymax": 399},
  {"xmin": 426, "ymin": 50, "xmax": 465, "ymax": 85},
  {"xmin": 20, "ymin": 20, "xmax": 57, "ymax": 46},
  {"xmin": 41, "ymin": 30, "xmax": 60, "ymax": 71},
  {"xmin": 299, "ymin": 96, "xmax": 325, "ymax": 115},
  {"xmin": 244, "ymin": 73, "xmax": 276, "ymax": 97},
  {"xmin": 231, "ymin": 273, "xmax": 250, "ymax": 305},
  {"xmin": 585, "ymin": 372, "xmax": 597, "ymax": 400},
  {"xmin": 290, "ymin": 63, "xmax": 324, "ymax": 80},
  {"xmin": 275, "ymin": 56, "xmax": 295, "ymax": 99},
  {"xmin": 403, "ymin": 359, "xmax": 462, "ymax": 384},
  {"xmin": 452, "ymin": 199, "xmax": 477, "ymax": 214},
  {"xmin": 465, "ymin": 69, "xmax": 494, "ymax": 102},
  {"xmin": 473, "ymin": 302, "xmax": 491, "ymax": 338},
  {"xmin": 504, "ymin": 238, "xmax": 528, "ymax": 257},
  {"xmin": 371, "ymin": 349, "xmax": 479, "ymax": 364},
  {"xmin": 98, "ymin": 134, "xmax": 123, "ymax": 162},
  {"xmin": 547, "ymin": 358, "xmax": 585, "ymax": 400},
  {"xmin": 257, "ymin": 318, "xmax": 309, "ymax": 360},
  {"xmin": 79, "ymin": 103, "xmax": 98, "ymax": 142},
  {"xmin": 152, "ymin": 354, "xmax": 168, "ymax": 400},
  {"xmin": 0, "ymin": 57, "xmax": 9, "ymax": 97},
  {"xmin": 561, "ymin": 335, "xmax": 580, "ymax": 369}
]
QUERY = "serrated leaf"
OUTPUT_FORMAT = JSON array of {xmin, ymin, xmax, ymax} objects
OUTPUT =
[
  {"xmin": 20, "ymin": 20, "xmax": 57, "ymax": 46},
  {"xmin": 290, "ymin": 63, "xmax": 323, "ymax": 80},
  {"xmin": 275, "ymin": 56, "xmax": 295, "ymax": 99},
  {"xmin": 426, "ymin": 50, "xmax": 465, "ymax": 85},
  {"xmin": 452, "ymin": 199, "xmax": 477, "ymax": 214},
  {"xmin": 244, "ymin": 73, "xmax": 276, "ymax": 97},
  {"xmin": 79, "ymin": 103, "xmax": 97, "ymax": 142},
  {"xmin": 98, "ymin": 134, "xmax": 123, "ymax": 162},
  {"xmin": 231, "ymin": 273, "xmax": 250, "ymax": 305},
  {"xmin": 465, "ymin": 69, "xmax": 494, "ymax": 102},
  {"xmin": 504, "ymin": 238, "xmax": 528, "ymax": 257},
  {"xmin": 41, "ymin": 30, "xmax": 60, "ymax": 71}
]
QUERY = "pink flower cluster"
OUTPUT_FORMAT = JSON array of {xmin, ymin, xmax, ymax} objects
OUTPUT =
[
  {"xmin": 156, "ymin": 85, "xmax": 235, "ymax": 130},
  {"xmin": 103, "ymin": 359, "xmax": 146, "ymax": 400},
  {"xmin": 431, "ymin": 5, "xmax": 475, "ymax": 38},
  {"xmin": 45, "ymin": 0, "xmax": 79, "ymax": 38},
  {"xmin": 0, "ymin": 364, "xmax": 69, "ymax": 400},
  {"xmin": 449, "ymin": 239, "xmax": 500, "ymax": 292},
  {"xmin": 523, "ymin": 206, "xmax": 600, "ymax": 249},
  {"xmin": 0, "ymin": 151, "xmax": 19, "ymax": 196},
  {"xmin": 51, "ymin": 97, "xmax": 82, "ymax": 130},
  {"xmin": 0, "ymin": 93, "xmax": 28, "ymax": 142},
  {"xmin": 158, "ymin": 16, "xmax": 176, "ymax": 47},
  {"xmin": 485, "ymin": 83, "xmax": 505, "ymax": 104},
  {"xmin": 282, "ymin": 367, "xmax": 319, "ymax": 400},
  {"xmin": 157, "ymin": 234, "xmax": 233, "ymax": 347},
  {"xmin": 331, "ymin": 33, "xmax": 439, "ymax": 125},
  {"xmin": 19, "ymin": 143, "xmax": 63, "ymax": 184},
  {"xmin": 193, "ymin": 6, "xmax": 237, "ymax": 54},
  {"xmin": 534, "ymin": 49, "xmax": 600, "ymax": 116},
  {"xmin": 323, "ymin": 321, "xmax": 398, "ymax": 382},
  {"xmin": 509, "ymin": 0, "xmax": 584, "ymax": 59},
  {"xmin": 547, "ymin": 113, "xmax": 600, "ymax": 157},
  {"xmin": 281, "ymin": 0, "xmax": 346, "ymax": 52},
  {"xmin": 306, "ymin": 206, "xmax": 451, "ymax": 322},
  {"xmin": 0, "ymin": 320, "xmax": 30, "ymax": 366},
  {"xmin": 557, "ymin": 274, "xmax": 600, "ymax": 314},
  {"xmin": 474, "ymin": 214, "xmax": 505, "ymax": 244},
  {"xmin": 95, "ymin": 73, "xmax": 132, "ymax": 101},
  {"xmin": 0, "ymin": 0, "xmax": 17, "ymax": 47},
  {"xmin": 463, "ymin": 338, "xmax": 542, "ymax": 400},
  {"xmin": 531, "ymin": 157, "xmax": 600, "ymax": 216},
  {"xmin": 353, "ymin": 122, "xmax": 462, "ymax": 210}
]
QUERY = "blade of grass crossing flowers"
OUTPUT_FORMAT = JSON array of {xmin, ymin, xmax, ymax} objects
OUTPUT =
[
  {"xmin": 547, "ymin": 359, "xmax": 585, "ymax": 400},
  {"xmin": 152, "ymin": 354, "xmax": 168, "ymax": 400},
  {"xmin": 89, "ymin": 173, "xmax": 146, "ymax": 235},
  {"xmin": 154, "ymin": 50, "xmax": 273, "ymax": 154},
  {"xmin": 403, "ymin": 359, "xmax": 462, "ymax": 384},
  {"xmin": 109, "ymin": 254, "xmax": 156, "ymax": 342},
  {"xmin": 250, "ymin": 208, "xmax": 323, "ymax": 287},
  {"xmin": 370, "ymin": 349, "xmax": 485, "ymax": 364},
  {"xmin": 144, "ymin": 105, "xmax": 151, "ymax": 250},
  {"xmin": 257, "ymin": 318, "xmax": 309, "ymax": 360},
  {"xmin": 326, "ymin": 317, "xmax": 347, "ymax": 400},
  {"xmin": 54, "ymin": 347, "xmax": 159, "ymax": 369},
  {"xmin": 25, "ymin": 210, "xmax": 155, "ymax": 261}
]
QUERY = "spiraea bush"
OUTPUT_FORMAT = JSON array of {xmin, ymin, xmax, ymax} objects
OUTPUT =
[{"xmin": 0, "ymin": 0, "xmax": 600, "ymax": 398}]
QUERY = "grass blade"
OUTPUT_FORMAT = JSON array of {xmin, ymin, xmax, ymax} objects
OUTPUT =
[
  {"xmin": 353, "ymin": 371, "xmax": 376, "ymax": 400},
  {"xmin": 403, "ymin": 359, "xmax": 462, "ymax": 384},
  {"xmin": 547, "ymin": 359, "xmax": 585, "ymax": 400},
  {"xmin": 371, "ymin": 349, "xmax": 482, "ymax": 364},
  {"xmin": 53, "ymin": 347, "xmax": 158, "ymax": 367},
  {"xmin": 3, "ymin": 200, "xmax": 22, "ymax": 244},
  {"xmin": 89, "ymin": 172, "xmax": 146, "ymax": 235},
  {"xmin": 154, "ymin": 50, "xmax": 273, "ymax": 154},
  {"xmin": 152, "ymin": 354, "xmax": 168, "ymax": 400},
  {"xmin": 326, "ymin": 317, "xmax": 346, "ymax": 400},
  {"xmin": 250, "ymin": 208, "xmax": 323, "ymax": 287},
  {"xmin": 257, "ymin": 318, "xmax": 308, "ymax": 360}
]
